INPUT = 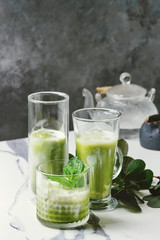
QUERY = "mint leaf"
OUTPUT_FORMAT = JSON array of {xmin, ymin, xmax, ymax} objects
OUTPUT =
[
  {"xmin": 47, "ymin": 155, "xmax": 95, "ymax": 188},
  {"xmin": 83, "ymin": 162, "xmax": 96, "ymax": 173},
  {"xmin": 69, "ymin": 153, "xmax": 74, "ymax": 159},
  {"xmin": 47, "ymin": 175, "xmax": 73, "ymax": 187},
  {"xmin": 63, "ymin": 156, "xmax": 85, "ymax": 175},
  {"xmin": 63, "ymin": 156, "xmax": 96, "ymax": 187}
]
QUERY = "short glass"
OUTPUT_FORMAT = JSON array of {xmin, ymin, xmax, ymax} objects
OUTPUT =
[
  {"xmin": 72, "ymin": 108, "xmax": 123, "ymax": 210},
  {"xmin": 36, "ymin": 160, "xmax": 90, "ymax": 228},
  {"xmin": 28, "ymin": 92, "xmax": 69, "ymax": 201}
]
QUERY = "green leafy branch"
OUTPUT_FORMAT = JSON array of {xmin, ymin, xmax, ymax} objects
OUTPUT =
[
  {"xmin": 143, "ymin": 177, "xmax": 160, "ymax": 208},
  {"xmin": 112, "ymin": 139, "xmax": 157, "ymax": 212}
]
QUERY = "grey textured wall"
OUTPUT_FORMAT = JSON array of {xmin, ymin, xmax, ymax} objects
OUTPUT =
[{"xmin": 0, "ymin": 0, "xmax": 160, "ymax": 140}]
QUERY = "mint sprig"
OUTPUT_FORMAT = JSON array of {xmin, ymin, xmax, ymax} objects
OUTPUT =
[{"xmin": 48, "ymin": 156, "xmax": 95, "ymax": 188}]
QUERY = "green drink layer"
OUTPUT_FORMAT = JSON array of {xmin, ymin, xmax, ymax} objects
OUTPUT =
[
  {"xmin": 36, "ymin": 180, "xmax": 89, "ymax": 223},
  {"xmin": 76, "ymin": 129, "xmax": 117, "ymax": 200},
  {"xmin": 28, "ymin": 129, "xmax": 67, "ymax": 194}
]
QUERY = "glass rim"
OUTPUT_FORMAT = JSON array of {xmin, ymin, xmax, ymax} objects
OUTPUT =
[
  {"xmin": 72, "ymin": 108, "xmax": 121, "ymax": 122},
  {"xmin": 36, "ymin": 160, "xmax": 89, "ymax": 178},
  {"xmin": 28, "ymin": 91, "xmax": 69, "ymax": 104}
]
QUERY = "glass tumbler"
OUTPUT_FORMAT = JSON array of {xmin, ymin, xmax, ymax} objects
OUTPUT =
[
  {"xmin": 72, "ymin": 108, "xmax": 123, "ymax": 210},
  {"xmin": 28, "ymin": 91, "xmax": 69, "ymax": 200},
  {"xmin": 36, "ymin": 160, "xmax": 90, "ymax": 228}
]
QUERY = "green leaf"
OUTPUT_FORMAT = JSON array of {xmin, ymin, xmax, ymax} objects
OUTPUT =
[
  {"xmin": 118, "ymin": 139, "xmax": 129, "ymax": 156},
  {"xmin": 47, "ymin": 156, "xmax": 95, "ymax": 188},
  {"xmin": 125, "ymin": 159, "xmax": 146, "ymax": 178},
  {"xmin": 144, "ymin": 195, "xmax": 160, "ymax": 208},
  {"xmin": 135, "ymin": 169, "xmax": 153, "ymax": 189},
  {"xmin": 63, "ymin": 156, "xmax": 85, "ymax": 175},
  {"xmin": 143, "ymin": 195, "xmax": 154, "ymax": 201},
  {"xmin": 112, "ymin": 188, "xmax": 142, "ymax": 211},
  {"xmin": 75, "ymin": 175, "xmax": 85, "ymax": 188},
  {"xmin": 112, "ymin": 139, "xmax": 159, "ymax": 210},
  {"xmin": 149, "ymin": 180, "xmax": 160, "ymax": 196},
  {"xmin": 83, "ymin": 162, "xmax": 96, "ymax": 173},
  {"xmin": 69, "ymin": 153, "xmax": 74, "ymax": 159},
  {"xmin": 122, "ymin": 156, "xmax": 134, "ymax": 175},
  {"xmin": 47, "ymin": 175, "xmax": 73, "ymax": 187},
  {"xmin": 134, "ymin": 193, "xmax": 145, "ymax": 204}
]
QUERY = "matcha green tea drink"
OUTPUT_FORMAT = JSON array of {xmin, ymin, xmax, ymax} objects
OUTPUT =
[
  {"xmin": 28, "ymin": 91, "xmax": 69, "ymax": 202},
  {"xmin": 28, "ymin": 128, "xmax": 67, "ymax": 194},
  {"xmin": 36, "ymin": 180, "xmax": 89, "ymax": 227},
  {"xmin": 76, "ymin": 129, "xmax": 117, "ymax": 200},
  {"xmin": 36, "ymin": 160, "xmax": 90, "ymax": 228},
  {"xmin": 72, "ymin": 108, "xmax": 122, "ymax": 210}
]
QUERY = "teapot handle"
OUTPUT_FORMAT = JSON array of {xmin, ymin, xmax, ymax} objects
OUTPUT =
[
  {"xmin": 147, "ymin": 88, "xmax": 156, "ymax": 102},
  {"xmin": 96, "ymin": 86, "xmax": 112, "ymax": 94}
]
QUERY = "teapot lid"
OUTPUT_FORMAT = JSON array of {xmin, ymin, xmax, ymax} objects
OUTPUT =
[{"xmin": 107, "ymin": 72, "xmax": 146, "ymax": 100}]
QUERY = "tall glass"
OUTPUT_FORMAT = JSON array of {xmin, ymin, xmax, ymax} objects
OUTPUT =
[
  {"xmin": 28, "ymin": 91, "xmax": 69, "ymax": 201},
  {"xmin": 72, "ymin": 108, "xmax": 123, "ymax": 210}
]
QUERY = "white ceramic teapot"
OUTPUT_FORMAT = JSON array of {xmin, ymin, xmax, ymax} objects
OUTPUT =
[{"xmin": 83, "ymin": 72, "xmax": 158, "ymax": 139}]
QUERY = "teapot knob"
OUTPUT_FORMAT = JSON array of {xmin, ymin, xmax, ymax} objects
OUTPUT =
[
  {"xmin": 120, "ymin": 72, "xmax": 131, "ymax": 85},
  {"xmin": 147, "ymin": 88, "xmax": 156, "ymax": 102}
]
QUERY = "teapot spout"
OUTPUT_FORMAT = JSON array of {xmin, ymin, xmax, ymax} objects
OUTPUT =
[{"xmin": 82, "ymin": 88, "xmax": 94, "ymax": 108}]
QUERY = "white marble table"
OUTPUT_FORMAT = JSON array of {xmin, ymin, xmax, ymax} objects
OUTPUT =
[{"xmin": 1, "ymin": 131, "xmax": 160, "ymax": 240}]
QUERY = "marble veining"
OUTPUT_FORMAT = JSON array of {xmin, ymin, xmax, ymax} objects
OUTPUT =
[
  {"xmin": 10, "ymin": 216, "xmax": 25, "ymax": 232},
  {"xmin": 88, "ymin": 212, "xmax": 111, "ymax": 240},
  {"xmin": 7, "ymin": 138, "xmax": 28, "ymax": 161},
  {"xmin": 4, "ymin": 140, "xmax": 111, "ymax": 240},
  {"xmin": 1, "ymin": 134, "xmax": 160, "ymax": 240}
]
